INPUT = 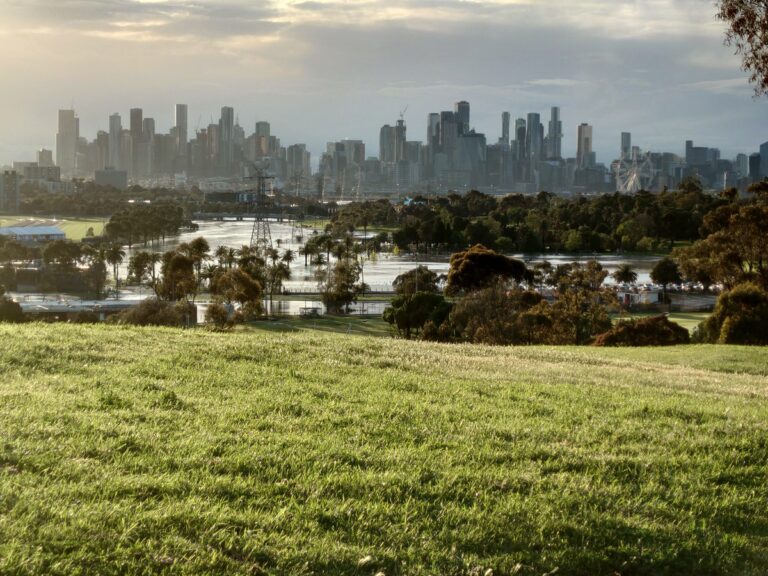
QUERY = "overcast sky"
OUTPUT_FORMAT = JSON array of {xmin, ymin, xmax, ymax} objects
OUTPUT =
[{"xmin": 0, "ymin": 0, "xmax": 766, "ymax": 167}]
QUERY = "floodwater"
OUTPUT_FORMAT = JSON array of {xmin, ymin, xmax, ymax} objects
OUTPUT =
[{"xmin": 124, "ymin": 219, "xmax": 660, "ymax": 289}]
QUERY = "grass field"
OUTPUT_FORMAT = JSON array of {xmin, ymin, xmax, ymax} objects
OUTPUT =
[
  {"xmin": 613, "ymin": 312, "xmax": 710, "ymax": 334},
  {"xmin": 0, "ymin": 216, "xmax": 106, "ymax": 240},
  {"xmin": 1, "ymin": 325, "xmax": 767, "ymax": 575}
]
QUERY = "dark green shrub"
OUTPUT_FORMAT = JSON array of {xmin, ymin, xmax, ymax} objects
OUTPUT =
[
  {"xmin": 694, "ymin": 283, "xmax": 768, "ymax": 345},
  {"xmin": 594, "ymin": 315, "xmax": 690, "ymax": 347}
]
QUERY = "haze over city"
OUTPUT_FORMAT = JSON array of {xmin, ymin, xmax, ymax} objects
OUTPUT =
[{"xmin": 1, "ymin": 0, "xmax": 767, "ymax": 166}]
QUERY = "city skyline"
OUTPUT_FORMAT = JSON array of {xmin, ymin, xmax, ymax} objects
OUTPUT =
[{"xmin": 1, "ymin": 0, "xmax": 767, "ymax": 166}]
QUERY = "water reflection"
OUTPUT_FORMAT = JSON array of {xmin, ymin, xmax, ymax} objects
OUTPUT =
[{"xmin": 122, "ymin": 219, "xmax": 660, "ymax": 290}]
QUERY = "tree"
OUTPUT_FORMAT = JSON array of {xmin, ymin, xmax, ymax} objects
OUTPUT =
[
  {"xmin": 383, "ymin": 292, "xmax": 449, "ymax": 339},
  {"xmin": 128, "ymin": 251, "xmax": 161, "ymax": 295},
  {"xmin": 717, "ymin": 0, "xmax": 768, "ymax": 96},
  {"xmin": 695, "ymin": 283, "xmax": 768, "ymax": 344},
  {"xmin": 612, "ymin": 264, "xmax": 638, "ymax": 285},
  {"xmin": 392, "ymin": 266, "xmax": 440, "ymax": 297},
  {"xmin": 105, "ymin": 244, "xmax": 126, "ymax": 300},
  {"xmin": 445, "ymin": 244, "xmax": 527, "ymax": 295},
  {"xmin": 651, "ymin": 257, "xmax": 682, "ymax": 303},
  {"xmin": 210, "ymin": 267, "xmax": 263, "ymax": 319}
]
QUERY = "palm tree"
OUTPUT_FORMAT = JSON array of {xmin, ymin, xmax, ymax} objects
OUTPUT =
[
  {"xmin": 612, "ymin": 264, "xmax": 638, "ymax": 285},
  {"xmin": 105, "ymin": 243, "xmax": 126, "ymax": 300}
]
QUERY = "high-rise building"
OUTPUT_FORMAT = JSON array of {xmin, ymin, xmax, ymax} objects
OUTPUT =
[
  {"xmin": 218, "ymin": 106, "xmax": 235, "ymax": 174},
  {"xmin": 577, "ymin": 123, "xmax": 593, "ymax": 168},
  {"xmin": 501, "ymin": 112, "xmax": 510, "ymax": 148},
  {"xmin": 760, "ymin": 141, "xmax": 768, "ymax": 179},
  {"xmin": 547, "ymin": 107, "xmax": 562, "ymax": 160},
  {"xmin": 526, "ymin": 113, "xmax": 542, "ymax": 161},
  {"xmin": 37, "ymin": 149, "xmax": 54, "ymax": 167},
  {"xmin": 455, "ymin": 101, "xmax": 470, "ymax": 135},
  {"xmin": 749, "ymin": 153, "xmax": 761, "ymax": 183},
  {"xmin": 108, "ymin": 113, "xmax": 122, "ymax": 169},
  {"xmin": 56, "ymin": 109, "xmax": 79, "ymax": 177},
  {"xmin": 175, "ymin": 104, "xmax": 188, "ymax": 155},
  {"xmin": 129, "ymin": 108, "xmax": 143, "ymax": 178},
  {"xmin": 735, "ymin": 153, "xmax": 748, "ymax": 178},
  {"xmin": 255, "ymin": 121, "xmax": 270, "ymax": 157},
  {"xmin": 621, "ymin": 132, "xmax": 632, "ymax": 160},
  {"xmin": 514, "ymin": 118, "xmax": 526, "ymax": 161}
]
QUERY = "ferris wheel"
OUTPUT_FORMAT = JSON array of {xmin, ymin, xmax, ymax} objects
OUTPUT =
[{"xmin": 615, "ymin": 151, "xmax": 654, "ymax": 193}]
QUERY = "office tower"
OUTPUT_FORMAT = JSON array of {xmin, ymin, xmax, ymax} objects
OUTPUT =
[
  {"xmin": 749, "ymin": 153, "xmax": 761, "ymax": 183},
  {"xmin": 218, "ymin": 106, "xmax": 235, "ymax": 173},
  {"xmin": 255, "ymin": 121, "xmax": 270, "ymax": 157},
  {"xmin": 577, "ymin": 123, "xmax": 593, "ymax": 168},
  {"xmin": 427, "ymin": 113, "xmax": 440, "ymax": 146},
  {"xmin": 735, "ymin": 153, "xmax": 748, "ymax": 178},
  {"xmin": 379, "ymin": 125, "xmax": 394, "ymax": 163},
  {"xmin": 501, "ymin": 112, "xmax": 510, "ymax": 147},
  {"xmin": 108, "ymin": 113, "xmax": 122, "ymax": 169},
  {"xmin": 175, "ymin": 104, "xmax": 188, "ymax": 154},
  {"xmin": 440, "ymin": 111, "xmax": 458, "ymax": 160},
  {"xmin": 286, "ymin": 144, "xmax": 310, "ymax": 180},
  {"xmin": 56, "ymin": 109, "xmax": 79, "ymax": 177},
  {"xmin": 526, "ymin": 113, "xmax": 542, "ymax": 161},
  {"xmin": 455, "ymin": 101, "xmax": 470, "ymax": 135},
  {"xmin": 621, "ymin": 132, "xmax": 632, "ymax": 160},
  {"xmin": 547, "ymin": 107, "xmax": 562, "ymax": 160},
  {"xmin": 129, "ymin": 108, "xmax": 143, "ymax": 142},
  {"xmin": 129, "ymin": 108, "xmax": 143, "ymax": 177},
  {"xmin": 514, "ymin": 118, "xmax": 526, "ymax": 161},
  {"xmin": 0, "ymin": 171, "xmax": 20, "ymax": 213},
  {"xmin": 37, "ymin": 149, "xmax": 54, "ymax": 167},
  {"xmin": 761, "ymin": 141, "xmax": 768, "ymax": 178}
]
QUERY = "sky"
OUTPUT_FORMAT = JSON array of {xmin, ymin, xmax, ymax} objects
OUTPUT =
[{"xmin": 0, "ymin": 0, "xmax": 766, "ymax": 167}]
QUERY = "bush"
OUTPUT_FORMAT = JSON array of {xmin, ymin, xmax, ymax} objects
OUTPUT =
[
  {"xmin": 593, "ymin": 315, "xmax": 690, "ymax": 347},
  {"xmin": 694, "ymin": 283, "xmax": 768, "ymax": 345},
  {"xmin": 111, "ymin": 299, "xmax": 196, "ymax": 327},
  {"xmin": 70, "ymin": 311, "xmax": 100, "ymax": 324},
  {"xmin": 0, "ymin": 297, "xmax": 25, "ymax": 323},
  {"xmin": 205, "ymin": 302, "xmax": 236, "ymax": 331}
]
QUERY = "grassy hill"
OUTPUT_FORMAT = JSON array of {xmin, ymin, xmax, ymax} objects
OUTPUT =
[{"xmin": 1, "ymin": 324, "xmax": 767, "ymax": 575}]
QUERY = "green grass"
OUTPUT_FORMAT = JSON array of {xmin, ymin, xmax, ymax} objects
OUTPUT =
[
  {"xmin": 0, "ymin": 215, "xmax": 105, "ymax": 240},
  {"xmin": 243, "ymin": 316, "xmax": 392, "ymax": 337},
  {"xmin": 1, "ymin": 324, "xmax": 767, "ymax": 575}
]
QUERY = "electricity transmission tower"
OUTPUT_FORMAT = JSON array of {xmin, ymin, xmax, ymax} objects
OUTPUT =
[{"xmin": 246, "ymin": 163, "xmax": 275, "ymax": 251}]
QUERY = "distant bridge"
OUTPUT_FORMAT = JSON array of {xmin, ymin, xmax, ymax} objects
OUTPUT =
[{"xmin": 192, "ymin": 212, "xmax": 298, "ymax": 222}]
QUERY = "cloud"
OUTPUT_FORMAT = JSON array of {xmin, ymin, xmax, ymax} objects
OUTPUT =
[{"xmin": 0, "ymin": 0, "xmax": 765, "ymax": 167}]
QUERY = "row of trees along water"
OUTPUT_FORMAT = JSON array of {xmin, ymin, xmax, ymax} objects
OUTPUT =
[{"xmin": 331, "ymin": 177, "xmax": 730, "ymax": 254}]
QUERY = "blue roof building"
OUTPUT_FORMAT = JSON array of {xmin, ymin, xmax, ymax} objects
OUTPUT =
[{"xmin": 0, "ymin": 226, "xmax": 66, "ymax": 243}]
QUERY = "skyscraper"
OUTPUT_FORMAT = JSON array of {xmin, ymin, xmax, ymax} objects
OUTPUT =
[
  {"xmin": 218, "ymin": 106, "xmax": 235, "ymax": 173},
  {"xmin": 547, "ymin": 107, "xmax": 562, "ymax": 160},
  {"xmin": 255, "ymin": 121, "xmax": 270, "ymax": 157},
  {"xmin": 621, "ymin": 132, "xmax": 632, "ymax": 160},
  {"xmin": 760, "ymin": 141, "xmax": 768, "ymax": 179},
  {"xmin": 108, "ymin": 113, "xmax": 122, "ymax": 169},
  {"xmin": 175, "ymin": 104, "xmax": 188, "ymax": 155},
  {"xmin": 56, "ymin": 109, "xmax": 79, "ymax": 177},
  {"xmin": 577, "ymin": 123, "xmax": 593, "ymax": 168},
  {"xmin": 129, "ymin": 108, "xmax": 143, "ymax": 177},
  {"xmin": 501, "ymin": 112, "xmax": 510, "ymax": 147},
  {"xmin": 526, "ymin": 113, "xmax": 542, "ymax": 161},
  {"xmin": 514, "ymin": 118, "xmax": 526, "ymax": 161},
  {"xmin": 455, "ymin": 101, "xmax": 470, "ymax": 135}
]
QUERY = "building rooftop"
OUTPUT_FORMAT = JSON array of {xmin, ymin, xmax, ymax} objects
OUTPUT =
[{"xmin": 0, "ymin": 225, "xmax": 65, "ymax": 237}]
